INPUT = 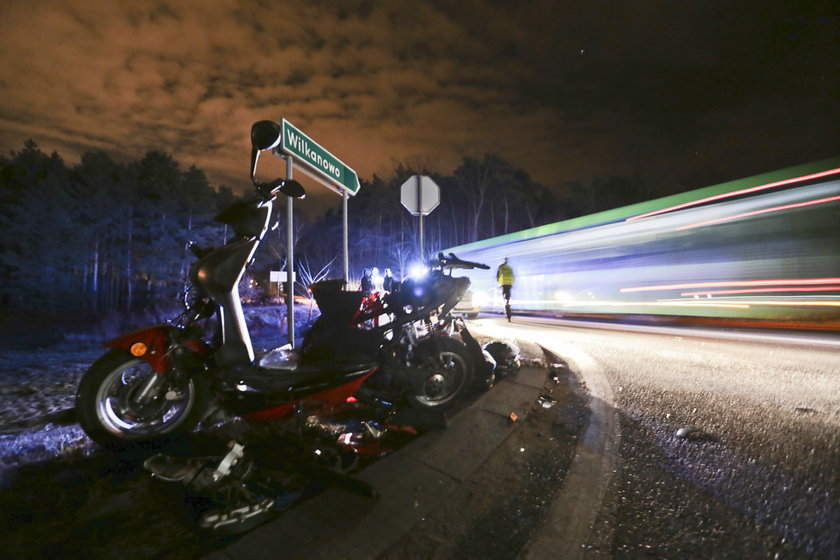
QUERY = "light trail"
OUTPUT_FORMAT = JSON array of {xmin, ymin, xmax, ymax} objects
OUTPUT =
[
  {"xmin": 676, "ymin": 195, "xmax": 840, "ymax": 231},
  {"xmin": 680, "ymin": 286, "xmax": 840, "ymax": 296},
  {"xmin": 508, "ymin": 299, "xmax": 752, "ymax": 309},
  {"xmin": 620, "ymin": 278, "xmax": 840, "ymax": 293},
  {"xmin": 447, "ymin": 160, "xmax": 840, "ymax": 330},
  {"xmin": 626, "ymin": 167, "xmax": 840, "ymax": 222},
  {"xmin": 706, "ymin": 300, "xmax": 840, "ymax": 307}
]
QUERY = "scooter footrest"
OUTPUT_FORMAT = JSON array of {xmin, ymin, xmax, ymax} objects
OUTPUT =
[{"xmin": 221, "ymin": 362, "xmax": 376, "ymax": 394}]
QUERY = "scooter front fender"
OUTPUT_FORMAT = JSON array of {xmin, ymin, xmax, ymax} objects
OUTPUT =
[{"xmin": 105, "ymin": 325, "xmax": 206, "ymax": 373}]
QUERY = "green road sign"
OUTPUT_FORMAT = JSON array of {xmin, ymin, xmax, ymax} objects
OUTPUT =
[{"xmin": 280, "ymin": 119, "xmax": 360, "ymax": 195}]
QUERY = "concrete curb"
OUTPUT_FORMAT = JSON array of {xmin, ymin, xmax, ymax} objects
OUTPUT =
[
  {"xmin": 468, "ymin": 320, "xmax": 621, "ymax": 559},
  {"xmin": 523, "ymin": 344, "xmax": 620, "ymax": 559}
]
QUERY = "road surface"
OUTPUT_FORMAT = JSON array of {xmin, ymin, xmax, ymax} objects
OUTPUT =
[{"xmin": 470, "ymin": 316, "xmax": 840, "ymax": 559}]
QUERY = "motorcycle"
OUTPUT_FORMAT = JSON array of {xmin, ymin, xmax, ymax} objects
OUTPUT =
[
  {"xmin": 74, "ymin": 121, "xmax": 494, "ymax": 454},
  {"xmin": 300, "ymin": 251, "xmax": 493, "ymax": 409}
]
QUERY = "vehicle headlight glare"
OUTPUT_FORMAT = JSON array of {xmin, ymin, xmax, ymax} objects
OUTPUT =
[
  {"xmin": 472, "ymin": 291, "xmax": 485, "ymax": 306},
  {"xmin": 554, "ymin": 291, "xmax": 573, "ymax": 303}
]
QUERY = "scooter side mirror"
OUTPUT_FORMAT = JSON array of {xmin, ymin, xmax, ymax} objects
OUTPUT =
[
  {"xmin": 249, "ymin": 120, "xmax": 283, "ymax": 185},
  {"xmin": 278, "ymin": 179, "xmax": 306, "ymax": 199},
  {"xmin": 249, "ymin": 120, "xmax": 306, "ymax": 199},
  {"xmin": 251, "ymin": 120, "xmax": 282, "ymax": 151}
]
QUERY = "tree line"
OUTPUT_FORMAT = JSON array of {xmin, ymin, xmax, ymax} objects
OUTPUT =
[{"xmin": 1, "ymin": 140, "xmax": 650, "ymax": 314}]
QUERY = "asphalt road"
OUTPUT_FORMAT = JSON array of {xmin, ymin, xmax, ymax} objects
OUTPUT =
[{"xmin": 470, "ymin": 316, "xmax": 840, "ymax": 559}]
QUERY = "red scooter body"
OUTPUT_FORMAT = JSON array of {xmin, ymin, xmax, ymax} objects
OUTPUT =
[
  {"xmin": 105, "ymin": 325, "xmax": 377, "ymax": 423},
  {"xmin": 105, "ymin": 325, "xmax": 208, "ymax": 372},
  {"xmin": 240, "ymin": 367, "xmax": 377, "ymax": 422}
]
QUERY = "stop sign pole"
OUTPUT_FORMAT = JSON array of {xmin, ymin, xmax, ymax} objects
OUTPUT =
[
  {"xmin": 400, "ymin": 175, "xmax": 440, "ymax": 264},
  {"xmin": 416, "ymin": 175, "xmax": 425, "ymax": 261}
]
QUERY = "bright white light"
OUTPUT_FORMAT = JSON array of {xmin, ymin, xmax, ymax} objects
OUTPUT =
[
  {"xmin": 372, "ymin": 271, "xmax": 384, "ymax": 288},
  {"xmin": 554, "ymin": 291, "xmax": 574, "ymax": 303},
  {"xmin": 472, "ymin": 291, "xmax": 486, "ymax": 306},
  {"xmin": 409, "ymin": 263, "xmax": 429, "ymax": 279}
]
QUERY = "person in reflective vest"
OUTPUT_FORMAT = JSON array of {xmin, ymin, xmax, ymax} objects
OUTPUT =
[{"xmin": 496, "ymin": 257, "xmax": 514, "ymax": 320}]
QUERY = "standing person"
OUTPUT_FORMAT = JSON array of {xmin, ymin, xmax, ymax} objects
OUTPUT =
[
  {"xmin": 496, "ymin": 257, "xmax": 515, "ymax": 321},
  {"xmin": 360, "ymin": 268, "xmax": 374, "ymax": 295},
  {"xmin": 382, "ymin": 268, "xmax": 395, "ymax": 292}
]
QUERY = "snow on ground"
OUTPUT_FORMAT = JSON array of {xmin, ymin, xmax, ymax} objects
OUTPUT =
[{"xmin": 0, "ymin": 304, "xmax": 319, "ymax": 479}]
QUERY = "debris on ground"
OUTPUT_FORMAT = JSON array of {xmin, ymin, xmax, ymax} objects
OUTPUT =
[{"xmin": 675, "ymin": 426, "xmax": 701, "ymax": 439}]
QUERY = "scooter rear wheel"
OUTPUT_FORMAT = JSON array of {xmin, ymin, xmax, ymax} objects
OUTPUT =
[
  {"xmin": 75, "ymin": 348, "xmax": 210, "ymax": 451},
  {"xmin": 407, "ymin": 336, "xmax": 473, "ymax": 410}
]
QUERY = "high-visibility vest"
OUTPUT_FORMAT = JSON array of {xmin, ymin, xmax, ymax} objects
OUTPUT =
[{"xmin": 496, "ymin": 264, "xmax": 514, "ymax": 286}]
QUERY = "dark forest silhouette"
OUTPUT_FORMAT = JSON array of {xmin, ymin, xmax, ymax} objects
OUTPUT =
[{"xmin": 1, "ymin": 140, "xmax": 651, "ymax": 315}]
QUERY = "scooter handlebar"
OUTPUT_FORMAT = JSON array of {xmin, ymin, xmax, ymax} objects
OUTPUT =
[
  {"xmin": 431, "ymin": 252, "xmax": 490, "ymax": 270},
  {"xmin": 260, "ymin": 178, "xmax": 306, "ymax": 200}
]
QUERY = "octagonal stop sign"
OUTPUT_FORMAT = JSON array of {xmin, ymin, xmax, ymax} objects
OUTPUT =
[{"xmin": 401, "ymin": 175, "xmax": 440, "ymax": 216}]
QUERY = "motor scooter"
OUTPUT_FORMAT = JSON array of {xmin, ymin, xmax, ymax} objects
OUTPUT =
[
  {"xmin": 74, "ymin": 121, "xmax": 490, "ymax": 454},
  {"xmin": 75, "ymin": 121, "xmax": 366, "ymax": 451}
]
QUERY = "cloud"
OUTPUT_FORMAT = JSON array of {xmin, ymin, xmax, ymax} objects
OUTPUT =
[{"xmin": 2, "ymin": 0, "xmax": 838, "ymax": 211}]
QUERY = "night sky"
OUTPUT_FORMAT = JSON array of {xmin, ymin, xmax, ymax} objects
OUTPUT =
[{"xmin": 2, "ymin": 0, "xmax": 838, "ymax": 209}]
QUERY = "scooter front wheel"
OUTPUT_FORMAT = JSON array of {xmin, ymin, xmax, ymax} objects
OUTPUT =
[
  {"xmin": 75, "ymin": 348, "xmax": 210, "ymax": 451},
  {"xmin": 407, "ymin": 336, "xmax": 473, "ymax": 410}
]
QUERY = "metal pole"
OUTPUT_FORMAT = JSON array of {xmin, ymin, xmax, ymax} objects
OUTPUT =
[
  {"xmin": 417, "ymin": 175, "xmax": 424, "ymax": 263},
  {"xmin": 343, "ymin": 189, "xmax": 349, "ymax": 286},
  {"xmin": 420, "ymin": 214, "xmax": 424, "ymax": 264},
  {"xmin": 285, "ymin": 156, "xmax": 295, "ymax": 348}
]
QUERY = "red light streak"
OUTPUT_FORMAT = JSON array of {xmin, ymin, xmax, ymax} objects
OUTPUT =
[
  {"xmin": 727, "ymin": 300, "xmax": 840, "ymax": 307},
  {"xmin": 620, "ymin": 278, "xmax": 840, "ymax": 293},
  {"xmin": 680, "ymin": 286, "xmax": 840, "ymax": 296},
  {"xmin": 675, "ymin": 195, "xmax": 840, "ymax": 231},
  {"xmin": 626, "ymin": 167, "xmax": 840, "ymax": 222}
]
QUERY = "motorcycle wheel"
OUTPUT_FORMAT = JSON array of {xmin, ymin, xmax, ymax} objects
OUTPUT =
[
  {"xmin": 75, "ymin": 348, "xmax": 210, "ymax": 451},
  {"xmin": 407, "ymin": 336, "xmax": 473, "ymax": 410}
]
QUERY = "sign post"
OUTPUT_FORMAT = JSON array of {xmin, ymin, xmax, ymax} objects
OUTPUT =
[
  {"xmin": 279, "ymin": 119, "xmax": 360, "ymax": 195},
  {"xmin": 285, "ymin": 156, "xmax": 295, "ymax": 347},
  {"xmin": 400, "ymin": 175, "xmax": 440, "ymax": 263},
  {"xmin": 269, "ymin": 270, "xmax": 296, "ymax": 296},
  {"xmin": 275, "ymin": 120, "xmax": 360, "ymax": 286},
  {"xmin": 269, "ymin": 118, "xmax": 361, "ymax": 346}
]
